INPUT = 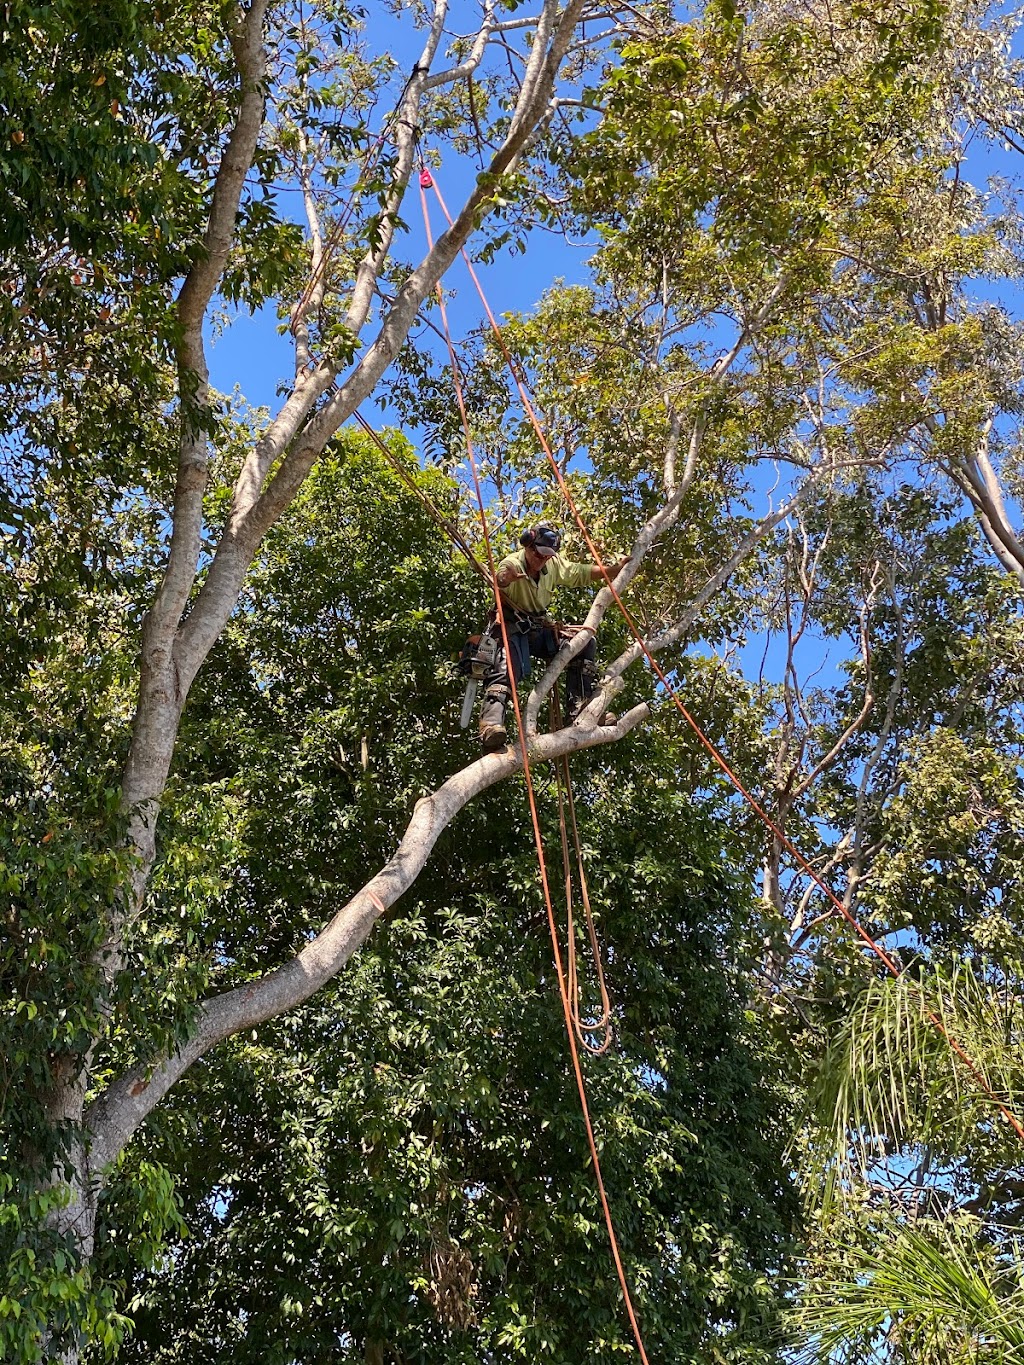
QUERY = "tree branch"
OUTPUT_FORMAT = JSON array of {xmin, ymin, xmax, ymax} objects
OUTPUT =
[
  {"xmin": 606, "ymin": 468, "xmax": 824, "ymax": 683},
  {"xmin": 423, "ymin": 0, "xmax": 497, "ymax": 88},
  {"xmin": 173, "ymin": 0, "xmax": 590, "ymax": 688},
  {"xmin": 87, "ymin": 700, "xmax": 648, "ymax": 1168},
  {"xmin": 117, "ymin": 0, "xmax": 270, "ymax": 949},
  {"xmin": 937, "ymin": 418, "xmax": 1024, "ymax": 587}
]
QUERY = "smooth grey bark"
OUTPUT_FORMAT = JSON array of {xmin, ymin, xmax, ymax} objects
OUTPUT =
[
  {"xmin": 118, "ymin": 0, "xmax": 272, "ymax": 924},
  {"xmin": 44, "ymin": 0, "xmax": 272, "ymax": 1290},
  {"xmin": 926, "ymin": 416, "xmax": 1024, "ymax": 589}
]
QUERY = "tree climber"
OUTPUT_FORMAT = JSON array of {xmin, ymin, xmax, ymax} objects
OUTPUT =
[{"xmin": 478, "ymin": 522, "xmax": 628, "ymax": 753}]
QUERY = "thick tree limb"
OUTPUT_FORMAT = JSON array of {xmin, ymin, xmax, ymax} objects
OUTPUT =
[
  {"xmin": 87, "ymin": 702, "xmax": 647, "ymax": 1168},
  {"xmin": 424, "ymin": 0, "xmax": 497, "ymax": 88},
  {"xmin": 935, "ymin": 418, "xmax": 1024, "ymax": 588},
  {"xmin": 117, "ymin": 0, "xmax": 270, "ymax": 938}
]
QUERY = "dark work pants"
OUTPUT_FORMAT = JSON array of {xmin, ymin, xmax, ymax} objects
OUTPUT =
[{"xmin": 483, "ymin": 621, "xmax": 597, "ymax": 714}]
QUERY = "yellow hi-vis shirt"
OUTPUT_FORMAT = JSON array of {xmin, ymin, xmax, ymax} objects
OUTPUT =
[{"xmin": 496, "ymin": 549, "xmax": 593, "ymax": 616}]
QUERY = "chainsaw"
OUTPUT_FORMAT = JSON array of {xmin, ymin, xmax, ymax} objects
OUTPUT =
[{"xmin": 457, "ymin": 629, "xmax": 499, "ymax": 729}]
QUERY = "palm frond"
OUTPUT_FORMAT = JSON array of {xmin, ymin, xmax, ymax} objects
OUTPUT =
[
  {"xmin": 810, "ymin": 959, "xmax": 1024, "ymax": 1174},
  {"xmin": 791, "ymin": 1217, "xmax": 1024, "ymax": 1365}
]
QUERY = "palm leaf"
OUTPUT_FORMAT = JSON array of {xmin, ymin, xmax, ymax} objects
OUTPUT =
[
  {"xmin": 792, "ymin": 1217, "xmax": 1024, "ymax": 1365},
  {"xmin": 809, "ymin": 959, "xmax": 1024, "ymax": 1176},
  {"xmin": 793, "ymin": 958, "xmax": 1024, "ymax": 1363}
]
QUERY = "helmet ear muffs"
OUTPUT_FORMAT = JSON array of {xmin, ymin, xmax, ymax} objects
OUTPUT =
[
  {"xmin": 521, "ymin": 522, "xmax": 562, "ymax": 553},
  {"xmin": 533, "ymin": 522, "xmax": 562, "ymax": 554}
]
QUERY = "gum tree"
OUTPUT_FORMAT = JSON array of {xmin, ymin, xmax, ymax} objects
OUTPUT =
[{"xmin": 3, "ymin": 0, "xmax": 610, "ymax": 1354}]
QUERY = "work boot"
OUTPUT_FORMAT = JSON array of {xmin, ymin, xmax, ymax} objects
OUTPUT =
[
  {"xmin": 480, "ymin": 722, "xmax": 507, "ymax": 753},
  {"xmin": 479, "ymin": 687, "xmax": 508, "ymax": 753}
]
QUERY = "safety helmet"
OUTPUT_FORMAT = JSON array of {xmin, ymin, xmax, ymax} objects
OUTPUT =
[{"xmin": 520, "ymin": 522, "xmax": 562, "ymax": 558}]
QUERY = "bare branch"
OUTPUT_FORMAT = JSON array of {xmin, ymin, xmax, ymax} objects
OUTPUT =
[
  {"xmin": 791, "ymin": 561, "xmax": 881, "ymax": 801},
  {"xmin": 140, "ymin": 0, "xmax": 270, "ymax": 658},
  {"xmin": 119, "ymin": 0, "xmax": 271, "ymax": 936},
  {"xmin": 936, "ymin": 417, "xmax": 1024, "ymax": 587},
  {"xmin": 176, "ymin": 0, "xmax": 271, "ymax": 335},
  {"xmin": 523, "ymin": 412, "xmax": 699, "ymax": 732},
  {"xmin": 293, "ymin": 138, "xmax": 326, "ymax": 376},
  {"xmin": 850, "ymin": 563, "xmax": 903, "ymax": 877},
  {"xmin": 424, "ymin": 0, "xmax": 497, "ymax": 88}
]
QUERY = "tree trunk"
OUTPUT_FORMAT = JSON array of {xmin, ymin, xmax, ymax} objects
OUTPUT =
[{"xmin": 38, "ymin": 1065, "xmax": 98, "ymax": 1365}]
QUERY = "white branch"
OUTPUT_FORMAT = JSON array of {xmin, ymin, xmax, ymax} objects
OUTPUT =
[
  {"xmin": 293, "ymin": 143, "xmax": 325, "ymax": 376},
  {"xmin": 523, "ymin": 422, "xmax": 697, "ymax": 732},
  {"xmin": 424, "ymin": 0, "xmax": 497, "ymax": 87},
  {"xmin": 138, "ymin": 0, "xmax": 270, "ymax": 664},
  {"xmin": 87, "ymin": 701, "xmax": 648, "ymax": 1168},
  {"xmin": 174, "ymin": 0, "xmax": 590, "ymax": 689},
  {"xmin": 607, "ymin": 469, "xmax": 825, "ymax": 684},
  {"xmin": 936, "ymin": 416, "xmax": 1024, "ymax": 586},
  {"xmin": 118, "ymin": 0, "xmax": 271, "ymax": 935}
]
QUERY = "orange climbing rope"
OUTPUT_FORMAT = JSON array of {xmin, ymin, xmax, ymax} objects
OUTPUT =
[
  {"xmin": 419, "ymin": 170, "xmax": 653, "ymax": 1365},
  {"xmin": 350, "ymin": 408, "xmax": 488, "ymax": 580},
  {"xmin": 549, "ymin": 687, "xmax": 614, "ymax": 1057},
  {"xmin": 422, "ymin": 166, "xmax": 1024, "ymax": 1149}
]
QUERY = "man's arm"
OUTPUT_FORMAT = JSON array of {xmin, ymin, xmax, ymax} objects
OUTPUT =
[{"xmin": 589, "ymin": 556, "xmax": 629, "ymax": 582}]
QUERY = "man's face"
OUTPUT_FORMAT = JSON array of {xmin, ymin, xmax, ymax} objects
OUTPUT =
[{"xmin": 524, "ymin": 546, "xmax": 554, "ymax": 575}]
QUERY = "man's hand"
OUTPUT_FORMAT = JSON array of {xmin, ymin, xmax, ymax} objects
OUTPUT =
[{"xmin": 496, "ymin": 564, "xmax": 523, "ymax": 588}]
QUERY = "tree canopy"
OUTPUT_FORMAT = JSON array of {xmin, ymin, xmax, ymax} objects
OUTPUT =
[{"xmin": 4, "ymin": 0, "xmax": 1024, "ymax": 1361}]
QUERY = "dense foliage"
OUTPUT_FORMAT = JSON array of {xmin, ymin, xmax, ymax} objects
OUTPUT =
[{"xmin": 106, "ymin": 451, "xmax": 797, "ymax": 1362}]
